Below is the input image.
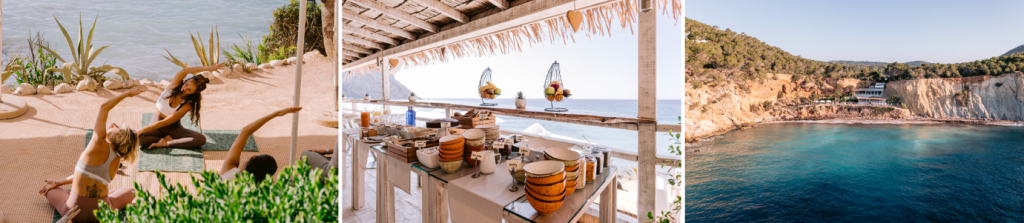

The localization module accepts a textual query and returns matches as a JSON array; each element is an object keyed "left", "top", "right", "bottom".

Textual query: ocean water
[
  {"left": 686, "top": 123, "right": 1024, "bottom": 222},
  {"left": 375, "top": 98, "right": 681, "bottom": 156},
  {"left": 2, "top": 0, "right": 284, "bottom": 85}
]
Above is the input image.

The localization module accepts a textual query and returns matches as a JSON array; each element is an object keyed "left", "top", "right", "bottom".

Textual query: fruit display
[
  {"left": 543, "top": 80, "right": 571, "bottom": 102},
  {"left": 479, "top": 81, "right": 501, "bottom": 99}
]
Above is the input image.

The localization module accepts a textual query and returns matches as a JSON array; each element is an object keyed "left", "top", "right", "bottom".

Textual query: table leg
[
  {"left": 599, "top": 176, "right": 618, "bottom": 223},
  {"left": 375, "top": 150, "right": 395, "bottom": 223},
  {"left": 352, "top": 140, "right": 365, "bottom": 210},
  {"left": 436, "top": 179, "right": 449, "bottom": 223}
]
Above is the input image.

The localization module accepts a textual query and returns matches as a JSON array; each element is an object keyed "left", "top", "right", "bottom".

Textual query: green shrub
[
  {"left": 267, "top": 45, "right": 297, "bottom": 62},
  {"left": 11, "top": 32, "right": 64, "bottom": 87},
  {"left": 262, "top": 0, "right": 324, "bottom": 59},
  {"left": 96, "top": 159, "right": 338, "bottom": 222},
  {"left": 225, "top": 33, "right": 265, "bottom": 64}
]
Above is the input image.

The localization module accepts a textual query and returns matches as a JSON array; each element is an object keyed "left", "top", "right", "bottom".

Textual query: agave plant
[
  {"left": 37, "top": 14, "right": 130, "bottom": 84},
  {"left": 164, "top": 25, "right": 220, "bottom": 68}
]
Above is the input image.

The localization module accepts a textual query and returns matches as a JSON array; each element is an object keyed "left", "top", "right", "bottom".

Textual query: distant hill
[
  {"left": 1003, "top": 44, "right": 1024, "bottom": 56},
  {"left": 830, "top": 60, "right": 931, "bottom": 67},
  {"left": 342, "top": 70, "right": 414, "bottom": 100},
  {"left": 686, "top": 17, "right": 1024, "bottom": 82}
]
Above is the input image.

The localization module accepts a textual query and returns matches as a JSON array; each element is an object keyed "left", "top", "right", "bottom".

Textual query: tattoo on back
[{"left": 86, "top": 184, "right": 100, "bottom": 197}]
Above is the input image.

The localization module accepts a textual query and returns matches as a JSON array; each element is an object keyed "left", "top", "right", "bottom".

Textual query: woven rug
[
  {"left": 141, "top": 113, "right": 258, "bottom": 152},
  {"left": 85, "top": 129, "right": 204, "bottom": 172}
]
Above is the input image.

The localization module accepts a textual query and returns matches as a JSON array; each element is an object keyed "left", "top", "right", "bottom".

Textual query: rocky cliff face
[{"left": 886, "top": 72, "right": 1024, "bottom": 120}]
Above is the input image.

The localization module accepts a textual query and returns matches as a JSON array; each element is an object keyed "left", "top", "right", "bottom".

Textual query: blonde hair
[{"left": 110, "top": 125, "right": 139, "bottom": 164}]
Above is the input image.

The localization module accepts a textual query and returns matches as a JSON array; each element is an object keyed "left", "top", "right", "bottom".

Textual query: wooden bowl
[
  {"left": 526, "top": 189, "right": 565, "bottom": 215},
  {"left": 439, "top": 151, "right": 463, "bottom": 160},
  {"left": 564, "top": 170, "right": 578, "bottom": 180},
  {"left": 525, "top": 184, "right": 565, "bottom": 202},
  {"left": 524, "top": 161, "right": 565, "bottom": 178},
  {"left": 526, "top": 180, "right": 566, "bottom": 197},
  {"left": 564, "top": 180, "right": 577, "bottom": 197},
  {"left": 439, "top": 157, "right": 462, "bottom": 162},
  {"left": 440, "top": 160, "right": 462, "bottom": 173},
  {"left": 440, "top": 141, "right": 465, "bottom": 151},
  {"left": 564, "top": 164, "right": 579, "bottom": 172}
]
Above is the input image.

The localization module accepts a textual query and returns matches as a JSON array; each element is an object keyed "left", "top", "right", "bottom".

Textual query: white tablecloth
[
  {"left": 387, "top": 155, "right": 412, "bottom": 193},
  {"left": 447, "top": 162, "right": 524, "bottom": 223}
]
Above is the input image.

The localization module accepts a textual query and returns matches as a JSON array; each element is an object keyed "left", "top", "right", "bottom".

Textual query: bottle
[{"left": 406, "top": 106, "right": 416, "bottom": 126}]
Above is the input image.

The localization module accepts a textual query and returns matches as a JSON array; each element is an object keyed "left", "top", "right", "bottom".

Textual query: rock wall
[
  {"left": 885, "top": 72, "right": 1024, "bottom": 120},
  {"left": 685, "top": 72, "right": 864, "bottom": 142}
]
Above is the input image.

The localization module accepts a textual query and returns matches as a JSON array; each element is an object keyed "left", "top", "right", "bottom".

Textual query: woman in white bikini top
[{"left": 138, "top": 65, "right": 223, "bottom": 149}]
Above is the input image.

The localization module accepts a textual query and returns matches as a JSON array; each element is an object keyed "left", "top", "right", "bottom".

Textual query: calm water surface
[{"left": 686, "top": 123, "right": 1024, "bottom": 222}]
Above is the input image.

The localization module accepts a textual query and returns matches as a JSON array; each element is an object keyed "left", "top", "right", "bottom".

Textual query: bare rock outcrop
[{"left": 886, "top": 72, "right": 1024, "bottom": 121}]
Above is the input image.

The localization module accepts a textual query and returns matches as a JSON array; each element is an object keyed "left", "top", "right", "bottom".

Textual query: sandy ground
[{"left": 0, "top": 52, "right": 338, "bottom": 222}]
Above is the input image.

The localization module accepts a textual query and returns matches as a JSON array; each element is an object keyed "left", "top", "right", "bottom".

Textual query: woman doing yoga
[
  {"left": 139, "top": 65, "right": 222, "bottom": 149},
  {"left": 40, "top": 89, "right": 144, "bottom": 223},
  {"left": 219, "top": 107, "right": 303, "bottom": 183}
]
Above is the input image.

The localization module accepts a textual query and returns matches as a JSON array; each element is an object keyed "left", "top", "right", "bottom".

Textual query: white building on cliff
[{"left": 854, "top": 83, "right": 887, "bottom": 105}]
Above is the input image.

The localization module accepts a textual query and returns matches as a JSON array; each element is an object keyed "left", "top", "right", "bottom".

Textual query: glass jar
[{"left": 585, "top": 155, "right": 596, "bottom": 183}]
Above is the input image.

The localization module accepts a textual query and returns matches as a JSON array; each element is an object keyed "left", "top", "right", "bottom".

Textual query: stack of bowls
[
  {"left": 463, "top": 129, "right": 487, "bottom": 167},
  {"left": 524, "top": 161, "right": 566, "bottom": 215},
  {"left": 439, "top": 135, "right": 465, "bottom": 173},
  {"left": 543, "top": 147, "right": 581, "bottom": 197},
  {"left": 476, "top": 125, "right": 500, "bottom": 141}
]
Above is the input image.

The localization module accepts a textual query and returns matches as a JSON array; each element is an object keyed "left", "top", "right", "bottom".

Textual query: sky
[
  {"left": 392, "top": 13, "right": 682, "bottom": 100},
  {"left": 685, "top": 0, "right": 1024, "bottom": 64}
]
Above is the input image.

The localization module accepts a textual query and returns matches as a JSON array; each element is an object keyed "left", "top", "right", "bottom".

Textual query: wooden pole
[
  {"left": 381, "top": 57, "right": 391, "bottom": 114},
  {"left": 636, "top": 0, "right": 658, "bottom": 219},
  {"left": 290, "top": 0, "right": 308, "bottom": 163}
]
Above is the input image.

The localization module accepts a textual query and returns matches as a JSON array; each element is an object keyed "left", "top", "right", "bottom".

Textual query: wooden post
[
  {"left": 352, "top": 141, "right": 365, "bottom": 210},
  {"left": 636, "top": 0, "right": 658, "bottom": 220},
  {"left": 290, "top": 0, "right": 307, "bottom": 163},
  {"left": 381, "top": 57, "right": 390, "bottom": 112},
  {"left": 600, "top": 176, "right": 618, "bottom": 223},
  {"left": 375, "top": 150, "right": 395, "bottom": 223}
]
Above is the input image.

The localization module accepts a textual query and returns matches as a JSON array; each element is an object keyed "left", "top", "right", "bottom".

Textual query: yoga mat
[
  {"left": 141, "top": 113, "right": 258, "bottom": 151},
  {"left": 85, "top": 129, "right": 204, "bottom": 173}
]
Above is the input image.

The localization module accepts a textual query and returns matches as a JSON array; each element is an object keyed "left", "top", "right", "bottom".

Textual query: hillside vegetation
[{"left": 686, "top": 18, "right": 1024, "bottom": 87}]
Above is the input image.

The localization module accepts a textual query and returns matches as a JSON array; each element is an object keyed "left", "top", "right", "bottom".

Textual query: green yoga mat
[
  {"left": 85, "top": 129, "right": 204, "bottom": 173},
  {"left": 141, "top": 113, "right": 258, "bottom": 152}
]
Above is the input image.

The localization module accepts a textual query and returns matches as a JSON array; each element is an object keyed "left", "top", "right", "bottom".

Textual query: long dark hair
[{"left": 166, "top": 75, "right": 209, "bottom": 127}]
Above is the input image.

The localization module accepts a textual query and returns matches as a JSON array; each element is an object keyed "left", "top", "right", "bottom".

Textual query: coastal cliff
[
  {"left": 886, "top": 72, "right": 1024, "bottom": 120},
  {"left": 685, "top": 71, "right": 862, "bottom": 142}
]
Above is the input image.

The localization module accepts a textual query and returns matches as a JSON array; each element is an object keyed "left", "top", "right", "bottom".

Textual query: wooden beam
[
  {"left": 343, "top": 8, "right": 416, "bottom": 40},
  {"left": 636, "top": 4, "right": 658, "bottom": 221},
  {"left": 407, "top": 0, "right": 469, "bottom": 23},
  {"left": 342, "top": 34, "right": 383, "bottom": 49},
  {"left": 343, "top": 55, "right": 357, "bottom": 61},
  {"left": 347, "top": 0, "right": 438, "bottom": 33},
  {"left": 343, "top": 50, "right": 361, "bottom": 57},
  {"left": 488, "top": 0, "right": 508, "bottom": 9},
  {"left": 342, "top": 23, "right": 399, "bottom": 45},
  {"left": 343, "top": 42, "right": 374, "bottom": 54},
  {"left": 342, "top": 0, "right": 619, "bottom": 71}
]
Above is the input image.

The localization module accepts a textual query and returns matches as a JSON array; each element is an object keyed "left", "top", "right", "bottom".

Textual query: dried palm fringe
[{"left": 347, "top": 0, "right": 680, "bottom": 73}]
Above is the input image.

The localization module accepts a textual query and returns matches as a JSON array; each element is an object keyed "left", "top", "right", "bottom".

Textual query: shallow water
[
  {"left": 686, "top": 123, "right": 1024, "bottom": 222},
  {"left": 2, "top": 0, "right": 284, "bottom": 84}
]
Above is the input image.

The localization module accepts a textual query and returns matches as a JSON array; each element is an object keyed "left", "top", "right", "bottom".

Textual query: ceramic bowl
[
  {"left": 564, "top": 180, "right": 577, "bottom": 197},
  {"left": 440, "top": 160, "right": 462, "bottom": 173},
  {"left": 526, "top": 171, "right": 565, "bottom": 186},
  {"left": 564, "top": 164, "right": 579, "bottom": 172},
  {"left": 416, "top": 150, "right": 440, "bottom": 169},
  {"left": 466, "top": 138, "right": 486, "bottom": 147},
  {"left": 524, "top": 161, "right": 565, "bottom": 178},
  {"left": 544, "top": 147, "right": 580, "bottom": 166},
  {"left": 525, "top": 179, "right": 566, "bottom": 196},
  {"left": 440, "top": 135, "right": 465, "bottom": 145},
  {"left": 526, "top": 190, "right": 565, "bottom": 215},
  {"left": 475, "top": 125, "right": 500, "bottom": 140},
  {"left": 513, "top": 169, "right": 527, "bottom": 184},
  {"left": 564, "top": 170, "right": 578, "bottom": 180},
  {"left": 463, "top": 129, "right": 485, "bottom": 140},
  {"left": 439, "top": 151, "right": 463, "bottom": 160},
  {"left": 525, "top": 184, "right": 566, "bottom": 201}
]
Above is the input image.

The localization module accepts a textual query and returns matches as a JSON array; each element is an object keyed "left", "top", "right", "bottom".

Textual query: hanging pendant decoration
[
  {"left": 566, "top": 10, "right": 583, "bottom": 32},
  {"left": 389, "top": 59, "right": 400, "bottom": 69}
]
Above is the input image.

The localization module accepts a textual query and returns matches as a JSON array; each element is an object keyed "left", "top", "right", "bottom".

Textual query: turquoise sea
[{"left": 686, "top": 123, "right": 1024, "bottom": 222}]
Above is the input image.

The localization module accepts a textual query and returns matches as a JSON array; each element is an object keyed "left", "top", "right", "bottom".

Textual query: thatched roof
[{"left": 341, "top": 0, "right": 680, "bottom": 75}]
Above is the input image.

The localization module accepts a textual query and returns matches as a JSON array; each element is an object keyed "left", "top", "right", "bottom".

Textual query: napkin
[
  {"left": 387, "top": 155, "right": 412, "bottom": 193},
  {"left": 447, "top": 162, "right": 524, "bottom": 223}
]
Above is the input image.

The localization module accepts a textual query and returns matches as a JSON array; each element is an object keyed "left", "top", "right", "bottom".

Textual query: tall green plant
[
  {"left": 225, "top": 33, "right": 265, "bottom": 64},
  {"left": 164, "top": 25, "right": 221, "bottom": 68},
  {"left": 14, "top": 32, "right": 64, "bottom": 87},
  {"left": 96, "top": 159, "right": 338, "bottom": 222},
  {"left": 1, "top": 60, "right": 25, "bottom": 103},
  {"left": 37, "top": 14, "right": 130, "bottom": 83}
]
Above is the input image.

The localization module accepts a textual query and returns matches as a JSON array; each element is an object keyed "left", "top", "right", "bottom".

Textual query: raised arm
[
  {"left": 93, "top": 89, "right": 145, "bottom": 141},
  {"left": 170, "top": 64, "right": 224, "bottom": 87},
  {"left": 220, "top": 107, "right": 302, "bottom": 175},
  {"left": 140, "top": 104, "right": 192, "bottom": 134}
]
